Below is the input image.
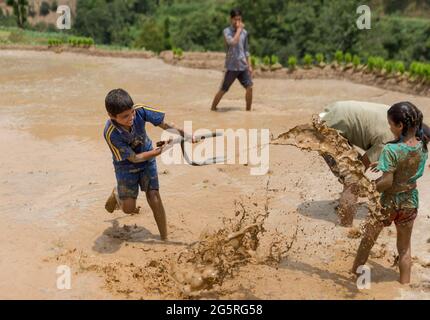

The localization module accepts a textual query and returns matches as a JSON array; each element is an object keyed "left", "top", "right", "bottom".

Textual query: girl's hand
[{"left": 369, "top": 162, "right": 380, "bottom": 173}]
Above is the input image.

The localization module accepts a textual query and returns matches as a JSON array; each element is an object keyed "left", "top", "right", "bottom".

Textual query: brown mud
[
  {"left": 271, "top": 116, "right": 382, "bottom": 230},
  {"left": 1, "top": 50, "right": 430, "bottom": 299}
]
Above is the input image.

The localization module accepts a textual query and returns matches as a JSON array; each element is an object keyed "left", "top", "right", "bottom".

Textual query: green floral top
[{"left": 377, "top": 141, "right": 428, "bottom": 210}]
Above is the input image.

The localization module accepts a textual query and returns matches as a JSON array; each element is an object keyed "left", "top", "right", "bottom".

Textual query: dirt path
[{"left": 1, "top": 50, "right": 430, "bottom": 299}]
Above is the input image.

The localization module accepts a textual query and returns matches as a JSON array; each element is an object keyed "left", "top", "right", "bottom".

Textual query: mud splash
[
  {"left": 169, "top": 183, "right": 286, "bottom": 297},
  {"left": 271, "top": 116, "right": 382, "bottom": 224},
  {"left": 51, "top": 181, "right": 287, "bottom": 299}
]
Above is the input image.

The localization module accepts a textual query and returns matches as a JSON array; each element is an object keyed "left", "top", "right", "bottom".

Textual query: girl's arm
[{"left": 375, "top": 172, "right": 394, "bottom": 192}]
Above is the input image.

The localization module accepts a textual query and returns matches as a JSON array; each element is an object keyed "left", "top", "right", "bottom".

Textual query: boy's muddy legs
[
  {"left": 246, "top": 86, "right": 253, "bottom": 111},
  {"left": 396, "top": 221, "right": 414, "bottom": 284},
  {"left": 211, "top": 90, "right": 226, "bottom": 111},
  {"left": 146, "top": 190, "right": 168, "bottom": 241},
  {"left": 352, "top": 219, "right": 384, "bottom": 273},
  {"left": 337, "top": 184, "right": 359, "bottom": 227},
  {"left": 121, "top": 198, "right": 141, "bottom": 215}
]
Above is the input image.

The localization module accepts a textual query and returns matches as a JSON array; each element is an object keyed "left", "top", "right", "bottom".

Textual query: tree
[
  {"left": 134, "top": 17, "right": 165, "bottom": 52},
  {"left": 39, "top": 1, "right": 50, "bottom": 16},
  {"left": 6, "top": 0, "right": 28, "bottom": 28},
  {"left": 51, "top": 0, "right": 58, "bottom": 12}
]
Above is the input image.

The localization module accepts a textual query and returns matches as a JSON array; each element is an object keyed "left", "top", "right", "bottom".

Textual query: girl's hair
[{"left": 387, "top": 101, "right": 428, "bottom": 152}]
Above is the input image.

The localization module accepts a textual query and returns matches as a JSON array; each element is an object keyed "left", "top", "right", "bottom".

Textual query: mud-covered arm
[
  {"left": 127, "top": 148, "right": 163, "bottom": 163},
  {"left": 158, "top": 121, "right": 194, "bottom": 141},
  {"left": 374, "top": 145, "right": 397, "bottom": 192},
  {"left": 375, "top": 172, "right": 394, "bottom": 192}
]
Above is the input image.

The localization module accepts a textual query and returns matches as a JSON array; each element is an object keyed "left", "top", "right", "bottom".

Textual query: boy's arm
[
  {"left": 224, "top": 22, "right": 243, "bottom": 46},
  {"left": 127, "top": 147, "right": 164, "bottom": 163},
  {"left": 158, "top": 121, "right": 195, "bottom": 142},
  {"left": 245, "top": 32, "right": 252, "bottom": 74}
]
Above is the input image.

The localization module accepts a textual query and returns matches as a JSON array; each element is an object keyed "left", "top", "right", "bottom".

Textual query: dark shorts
[
  {"left": 115, "top": 161, "right": 159, "bottom": 200},
  {"left": 221, "top": 70, "right": 253, "bottom": 92},
  {"left": 381, "top": 208, "right": 418, "bottom": 227}
]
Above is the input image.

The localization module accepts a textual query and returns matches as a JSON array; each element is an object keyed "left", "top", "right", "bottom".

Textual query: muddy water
[{"left": 1, "top": 50, "right": 430, "bottom": 299}]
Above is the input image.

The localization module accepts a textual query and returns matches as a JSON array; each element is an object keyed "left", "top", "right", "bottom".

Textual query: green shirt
[
  {"left": 377, "top": 142, "right": 428, "bottom": 210},
  {"left": 321, "top": 101, "right": 394, "bottom": 162}
]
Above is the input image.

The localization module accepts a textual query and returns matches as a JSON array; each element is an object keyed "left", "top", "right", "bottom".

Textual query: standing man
[{"left": 211, "top": 8, "right": 253, "bottom": 112}]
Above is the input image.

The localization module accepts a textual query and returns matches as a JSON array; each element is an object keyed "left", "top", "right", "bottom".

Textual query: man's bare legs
[
  {"left": 246, "top": 86, "right": 253, "bottom": 111},
  {"left": 352, "top": 218, "right": 384, "bottom": 273},
  {"left": 396, "top": 221, "right": 414, "bottom": 284},
  {"left": 338, "top": 184, "right": 359, "bottom": 227},
  {"left": 211, "top": 90, "right": 226, "bottom": 111},
  {"left": 211, "top": 86, "right": 253, "bottom": 111},
  {"left": 146, "top": 190, "right": 168, "bottom": 241}
]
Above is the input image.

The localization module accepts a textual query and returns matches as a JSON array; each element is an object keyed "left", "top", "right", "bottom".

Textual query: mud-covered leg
[
  {"left": 352, "top": 219, "right": 384, "bottom": 273},
  {"left": 338, "top": 184, "right": 359, "bottom": 227},
  {"left": 146, "top": 190, "right": 168, "bottom": 241}
]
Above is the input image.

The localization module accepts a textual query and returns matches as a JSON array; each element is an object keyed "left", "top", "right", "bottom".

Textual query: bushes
[
  {"left": 335, "top": 50, "right": 344, "bottom": 64},
  {"left": 394, "top": 61, "right": 405, "bottom": 74},
  {"left": 367, "top": 56, "right": 385, "bottom": 72},
  {"left": 352, "top": 55, "right": 361, "bottom": 68},
  {"left": 48, "top": 38, "right": 63, "bottom": 47},
  {"left": 271, "top": 55, "right": 279, "bottom": 65},
  {"left": 288, "top": 56, "right": 297, "bottom": 70},
  {"left": 303, "top": 54, "right": 314, "bottom": 67},
  {"left": 172, "top": 47, "right": 183, "bottom": 59},
  {"left": 409, "top": 61, "right": 430, "bottom": 81},
  {"left": 315, "top": 53, "right": 324, "bottom": 64},
  {"left": 344, "top": 52, "right": 352, "bottom": 64},
  {"left": 250, "top": 55, "right": 259, "bottom": 68},
  {"left": 7, "top": 29, "right": 24, "bottom": 43},
  {"left": 68, "top": 36, "right": 94, "bottom": 48},
  {"left": 243, "top": 50, "right": 430, "bottom": 83}
]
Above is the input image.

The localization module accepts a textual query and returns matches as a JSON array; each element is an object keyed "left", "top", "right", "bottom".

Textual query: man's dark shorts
[
  {"left": 221, "top": 69, "right": 253, "bottom": 92},
  {"left": 115, "top": 160, "right": 159, "bottom": 200}
]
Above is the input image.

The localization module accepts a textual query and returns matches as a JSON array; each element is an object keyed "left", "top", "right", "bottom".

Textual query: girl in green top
[{"left": 353, "top": 102, "right": 429, "bottom": 284}]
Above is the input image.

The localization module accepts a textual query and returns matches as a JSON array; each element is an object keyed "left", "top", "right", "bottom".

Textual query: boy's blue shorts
[{"left": 114, "top": 160, "right": 159, "bottom": 200}]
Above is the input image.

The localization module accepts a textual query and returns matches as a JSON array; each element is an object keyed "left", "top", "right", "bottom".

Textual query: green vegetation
[
  {"left": 39, "top": 1, "right": 50, "bottom": 16},
  {"left": 315, "top": 53, "right": 324, "bottom": 64},
  {"left": 1, "top": 0, "right": 430, "bottom": 84},
  {"left": 288, "top": 56, "right": 297, "bottom": 70},
  {"left": 68, "top": 36, "right": 94, "bottom": 48},
  {"left": 352, "top": 55, "right": 361, "bottom": 68},
  {"left": 6, "top": 0, "right": 28, "bottom": 28},
  {"left": 303, "top": 54, "right": 314, "bottom": 67},
  {"left": 172, "top": 47, "right": 183, "bottom": 58},
  {"left": 47, "top": 38, "right": 63, "bottom": 47},
  {"left": 344, "top": 52, "right": 352, "bottom": 64},
  {"left": 335, "top": 51, "right": 344, "bottom": 64}
]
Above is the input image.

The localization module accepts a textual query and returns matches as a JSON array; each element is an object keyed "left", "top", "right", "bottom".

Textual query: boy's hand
[
  {"left": 248, "top": 65, "right": 253, "bottom": 76},
  {"left": 236, "top": 21, "right": 244, "bottom": 31}
]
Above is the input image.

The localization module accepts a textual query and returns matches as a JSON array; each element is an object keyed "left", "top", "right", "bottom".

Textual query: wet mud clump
[
  {"left": 271, "top": 116, "right": 382, "bottom": 223},
  {"left": 170, "top": 182, "right": 287, "bottom": 297},
  {"left": 51, "top": 184, "right": 287, "bottom": 299}
]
